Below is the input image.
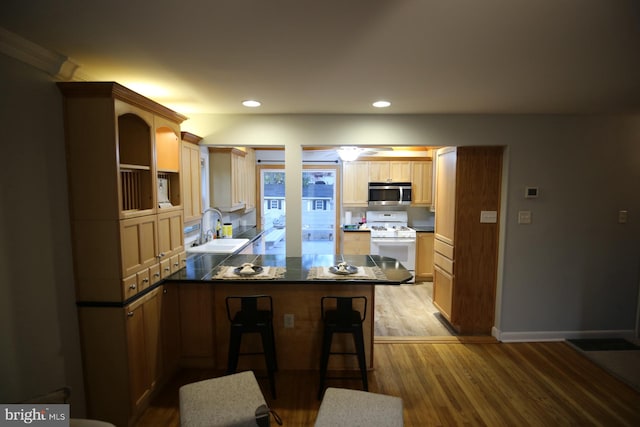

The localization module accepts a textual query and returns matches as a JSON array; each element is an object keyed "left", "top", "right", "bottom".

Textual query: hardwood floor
[
  {"left": 136, "top": 341, "right": 640, "bottom": 426},
  {"left": 375, "top": 282, "right": 454, "bottom": 337}
]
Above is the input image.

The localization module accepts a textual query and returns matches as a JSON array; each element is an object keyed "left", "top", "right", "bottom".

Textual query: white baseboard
[{"left": 492, "top": 327, "right": 636, "bottom": 343}]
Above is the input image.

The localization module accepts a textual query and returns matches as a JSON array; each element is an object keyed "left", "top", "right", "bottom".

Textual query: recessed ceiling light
[
  {"left": 242, "top": 100, "right": 261, "bottom": 107},
  {"left": 372, "top": 100, "right": 391, "bottom": 108}
]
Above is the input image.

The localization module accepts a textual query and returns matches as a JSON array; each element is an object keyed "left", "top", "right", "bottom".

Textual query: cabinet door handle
[
  {"left": 158, "top": 252, "right": 166, "bottom": 259},
  {"left": 127, "top": 311, "right": 134, "bottom": 317},
  {"left": 143, "top": 278, "right": 149, "bottom": 283},
  {"left": 173, "top": 262, "right": 179, "bottom": 267},
  {"left": 154, "top": 272, "right": 161, "bottom": 278},
  {"left": 164, "top": 267, "right": 171, "bottom": 272},
  {"left": 163, "top": 288, "right": 168, "bottom": 294},
  {"left": 129, "top": 283, "right": 137, "bottom": 290}
]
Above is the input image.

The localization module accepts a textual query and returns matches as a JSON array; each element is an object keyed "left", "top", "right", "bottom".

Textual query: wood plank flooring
[
  {"left": 375, "top": 282, "right": 454, "bottom": 337},
  {"left": 136, "top": 341, "right": 640, "bottom": 426}
]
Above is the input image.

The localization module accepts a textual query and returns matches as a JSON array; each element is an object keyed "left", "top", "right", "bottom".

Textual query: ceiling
[{"left": 2, "top": 0, "right": 639, "bottom": 115}]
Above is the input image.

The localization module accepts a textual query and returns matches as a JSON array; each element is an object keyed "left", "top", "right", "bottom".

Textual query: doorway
[
  {"left": 259, "top": 166, "right": 286, "bottom": 254},
  {"left": 301, "top": 166, "right": 339, "bottom": 255}
]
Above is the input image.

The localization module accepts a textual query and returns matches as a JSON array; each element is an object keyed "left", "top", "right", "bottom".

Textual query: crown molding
[{"left": 0, "top": 26, "right": 85, "bottom": 80}]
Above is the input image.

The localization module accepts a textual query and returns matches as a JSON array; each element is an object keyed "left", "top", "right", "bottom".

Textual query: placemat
[
  {"left": 307, "top": 266, "right": 386, "bottom": 280},
  {"left": 212, "top": 266, "right": 286, "bottom": 280}
]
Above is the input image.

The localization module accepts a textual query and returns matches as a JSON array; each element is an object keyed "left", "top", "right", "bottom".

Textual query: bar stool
[
  {"left": 318, "top": 296, "right": 368, "bottom": 400},
  {"left": 226, "top": 295, "right": 278, "bottom": 399}
]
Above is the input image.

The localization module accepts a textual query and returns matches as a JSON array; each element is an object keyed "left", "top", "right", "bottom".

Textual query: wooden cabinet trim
[
  {"left": 57, "top": 81, "right": 187, "bottom": 124},
  {"left": 180, "top": 131, "right": 202, "bottom": 145}
]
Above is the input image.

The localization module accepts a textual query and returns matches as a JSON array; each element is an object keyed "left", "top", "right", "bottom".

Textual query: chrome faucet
[{"left": 200, "top": 207, "right": 223, "bottom": 244}]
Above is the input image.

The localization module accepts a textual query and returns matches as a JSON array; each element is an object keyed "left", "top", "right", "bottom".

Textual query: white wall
[
  {"left": 184, "top": 113, "right": 640, "bottom": 339},
  {"left": 0, "top": 54, "right": 85, "bottom": 412}
]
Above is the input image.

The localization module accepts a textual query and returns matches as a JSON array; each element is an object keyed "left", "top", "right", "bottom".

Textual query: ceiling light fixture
[
  {"left": 336, "top": 146, "right": 362, "bottom": 162},
  {"left": 372, "top": 100, "right": 391, "bottom": 108},
  {"left": 242, "top": 100, "right": 261, "bottom": 107}
]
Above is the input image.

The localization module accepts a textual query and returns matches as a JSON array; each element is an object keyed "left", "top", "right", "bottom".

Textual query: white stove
[
  {"left": 366, "top": 211, "right": 416, "bottom": 275},
  {"left": 366, "top": 211, "right": 416, "bottom": 239},
  {"left": 369, "top": 225, "right": 416, "bottom": 239}
]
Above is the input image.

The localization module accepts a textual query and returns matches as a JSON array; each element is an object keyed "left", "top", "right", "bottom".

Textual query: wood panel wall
[{"left": 454, "top": 146, "right": 503, "bottom": 334}]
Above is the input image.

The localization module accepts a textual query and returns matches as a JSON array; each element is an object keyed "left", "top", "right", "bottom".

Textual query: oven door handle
[{"left": 371, "top": 238, "right": 416, "bottom": 244}]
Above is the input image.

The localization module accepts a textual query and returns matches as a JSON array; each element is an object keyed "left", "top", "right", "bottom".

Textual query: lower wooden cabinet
[
  {"left": 78, "top": 285, "right": 175, "bottom": 427},
  {"left": 433, "top": 265, "right": 453, "bottom": 321},
  {"left": 342, "top": 230, "right": 371, "bottom": 255},
  {"left": 126, "top": 287, "right": 162, "bottom": 411},
  {"left": 415, "top": 232, "right": 434, "bottom": 281}
]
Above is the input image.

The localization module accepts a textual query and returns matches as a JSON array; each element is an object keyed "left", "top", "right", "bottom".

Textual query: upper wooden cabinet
[
  {"left": 342, "top": 159, "right": 432, "bottom": 207},
  {"left": 411, "top": 160, "right": 433, "bottom": 206},
  {"left": 342, "top": 161, "right": 369, "bottom": 206},
  {"left": 58, "top": 82, "right": 187, "bottom": 220},
  {"left": 368, "top": 161, "right": 411, "bottom": 182},
  {"left": 209, "top": 147, "right": 255, "bottom": 212},
  {"left": 181, "top": 132, "right": 203, "bottom": 223},
  {"left": 58, "top": 82, "right": 187, "bottom": 302}
]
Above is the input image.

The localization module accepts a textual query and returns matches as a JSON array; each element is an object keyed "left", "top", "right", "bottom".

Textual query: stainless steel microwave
[{"left": 368, "top": 182, "right": 412, "bottom": 206}]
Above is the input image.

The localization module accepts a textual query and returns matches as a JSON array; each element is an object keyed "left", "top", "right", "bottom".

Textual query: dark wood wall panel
[{"left": 454, "top": 146, "right": 503, "bottom": 334}]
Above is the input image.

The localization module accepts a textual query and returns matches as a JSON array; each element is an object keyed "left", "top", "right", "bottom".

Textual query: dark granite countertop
[
  {"left": 342, "top": 226, "right": 371, "bottom": 232},
  {"left": 412, "top": 226, "right": 435, "bottom": 232},
  {"left": 166, "top": 253, "right": 411, "bottom": 284}
]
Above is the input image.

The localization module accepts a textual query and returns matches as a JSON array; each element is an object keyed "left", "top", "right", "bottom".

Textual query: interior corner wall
[
  {"left": 0, "top": 53, "right": 85, "bottom": 414},
  {"left": 184, "top": 113, "right": 640, "bottom": 338}
]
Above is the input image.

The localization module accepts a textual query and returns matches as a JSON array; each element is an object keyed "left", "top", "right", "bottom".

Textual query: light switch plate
[
  {"left": 518, "top": 210, "right": 532, "bottom": 224},
  {"left": 284, "top": 314, "right": 294, "bottom": 328},
  {"left": 480, "top": 210, "right": 497, "bottom": 223},
  {"left": 618, "top": 210, "right": 628, "bottom": 224}
]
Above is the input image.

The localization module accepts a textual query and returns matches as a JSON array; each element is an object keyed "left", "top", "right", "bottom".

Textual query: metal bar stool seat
[
  {"left": 226, "top": 295, "right": 278, "bottom": 399},
  {"left": 318, "top": 296, "right": 368, "bottom": 400}
]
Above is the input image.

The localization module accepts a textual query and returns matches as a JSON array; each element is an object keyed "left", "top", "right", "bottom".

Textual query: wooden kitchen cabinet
[
  {"left": 58, "top": 82, "right": 187, "bottom": 426},
  {"left": 126, "top": 287, "right": 162, "bottom": 412},
  {"left": 157, "top": 210, "right": 184, "bottom": 259},
  {"left": 342, "top": 161, "right": 369, "bottom": 206},
  {"left": 367, "top": 161, "right": 390, "bottom": 182},
  {"left": 77, "top": 286, "right": 164, "bottom": 427},
  {"left": 181, "top": 132, "right": 203, "bottom": 223},
  {"left": 415, "top": 232, "right": 434, "bottom": 280},
  {"left": 432, "top": 146, "right": 502, "bottom": 335},
  {"left": 342, "top": 230, "right": 371, "bottom": 255},
  {"left": 411, "top": 160, "right": 433, "bottom": 206},
  {"left": 368, "top": 160, "right": 411, "bottom": 182},
  {"left": 120, "top": 215, "right": 159, "bottom": 280},
  {"left": 59, "top": 82, "right": 187, "bottom": 301},
  {"left": 209, "top": 147, "right": 255, "bottom": 212}
]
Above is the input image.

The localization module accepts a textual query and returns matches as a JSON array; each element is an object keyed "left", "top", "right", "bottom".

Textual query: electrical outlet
[
  {"left": 618, "top": 210, "right": 628, "bottom": 224},
  {"left": 284, "top": 314, "right": 294, "bottom": 328}
]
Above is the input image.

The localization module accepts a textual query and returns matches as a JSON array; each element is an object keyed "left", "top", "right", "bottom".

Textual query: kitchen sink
[{"left": 186, "top": 238, "right": 250, "bottom": 254}]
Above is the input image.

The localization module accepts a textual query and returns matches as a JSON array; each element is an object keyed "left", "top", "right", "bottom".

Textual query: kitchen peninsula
[{"left": 164, "top": 253, "right": 412, "bottom": 372}]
